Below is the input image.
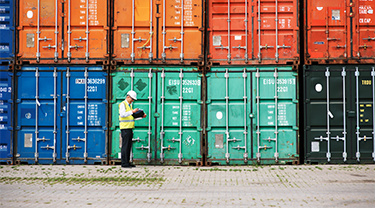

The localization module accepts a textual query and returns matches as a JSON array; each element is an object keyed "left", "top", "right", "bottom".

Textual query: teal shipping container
[
  {"left": 110, "top": 66, "right": 203, "bottom": 165},
  {"left": 304, "top": 65, "right": 374, "bottom": 164},
  {"left": 206, "top": 66, "right": 299, "bottom": 165}
]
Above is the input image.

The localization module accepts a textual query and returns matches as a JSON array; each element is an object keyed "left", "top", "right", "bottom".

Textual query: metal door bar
[
  {"left": 84, "top": 67, "right": 88, "bottom": 162},
  {"left": 178, "top": 68, "right": 183, "bottom": 162},
  {"left": 52, "top": 68, "right": 57, "bottom": 162},
  {"left": 65, "top": 68, "right": 70, "bottom": 162},
  {"left": 331, "top": 67, "right": 347, "bottom": 162},
  {"left": 34, "top": 67, "right": 40, "bottom": 162},
  {"left": 243, "top": 68, "right": 248, "bottom": 162}
]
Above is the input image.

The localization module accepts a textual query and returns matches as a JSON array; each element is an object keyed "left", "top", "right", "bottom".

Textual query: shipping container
[
  {"left": 0, "top": 68, "right": 14, "bottom": 164},
  {"left": 304, "top": 65, "right": 375, "bottom": 164},
  {"left": 206, "top": 66, "right": 299, "bottom": 165},
  {"left": 110, "top": 66, "right": 203, "bottom": 165},
  {"left": 305, "top": 0, "right": 375, "bottom": 64},
  {"left": 0, "top": 0, "right": 15, "bottom": 63},
  {"left": 16, "top": 0, "right": 109, "bottom": 65},
  {"left": 15, "top": 66, "right": 108, "bottom": 165},
  {"left": 206, "top": 0, "right": 299, "bottom": 66},
  {"left": 111, "top": 0, "right": 204, "bottom": 65}
]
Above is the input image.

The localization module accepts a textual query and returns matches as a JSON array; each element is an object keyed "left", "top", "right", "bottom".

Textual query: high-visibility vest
[{"left": 119, "top": 101, "right": 134, "bottom": 129}]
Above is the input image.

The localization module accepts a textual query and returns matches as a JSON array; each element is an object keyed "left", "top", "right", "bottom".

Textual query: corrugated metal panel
[
  {"left": 0, "top": 0, "right": 15, "bottom": 62},
  {"left": 110, "top": 66, "right": 203, "bottom": 165},
  {"left": 304, "top": 65, "right": 374, "bottom": 164},
  {"left": 15, "top": 66, "right": 107, "bottom": 164},
  {"left": 16, "top": 0, "right": 109, "bottom": 65},
  {"left": 0, "top": 68, "right": 13, "bottom": 164},
  {"left": 207, "top": 0, "right": 299, "bottom": 66},
  {"left": 112, "top": 0, "right": 204, "bottom": 65},
  {"left": 206, "top": 66, "right": 298, "bottom": 165},
  {"left": 305, "top": 0, "right": 375, "bottom": 64}
]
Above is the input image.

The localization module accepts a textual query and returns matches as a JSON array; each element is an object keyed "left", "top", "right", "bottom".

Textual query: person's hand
[
  {"left": 132, "top": 108, "right": 139, "bottom": 113},
  {"left": 143, "top": 114, "right": 147, "bottom": 118}
]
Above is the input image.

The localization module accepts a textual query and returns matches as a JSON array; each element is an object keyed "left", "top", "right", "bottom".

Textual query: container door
[
  {"left": 208, "top": 0, "right": 252, "bottom": 64},
  {"left": 112, "top": 0, "right": 156, "bottom": 63},
  {"left": 351, "top": 67, "right": 374, "bottom": 162},
  {"left": 306, "top": 1, "right": 348, "bottom": 61},
  {"left": 0, "top": 0, "right": 15, "bottom": 61},
  {"left": 159, "top": 0, "right": 203, "bottom": 64},
  {"left": 252, "top": 69, "right": 297, "bottom": 163},
  {"left": 206, "top": 69, "right": 251, "bottom": 164},
  {"left": 157, "top": 69, "right": 202, "bottom": 164},
  {"left": 0, "top": 70, "right": 13, "bottom": 162},
  {"left": 16, "top": 68, "right": 61, "bottom": 164},
  {"left": 18, "top": 0, "right": 62, "bottom": 62},
  {"left": 254, "top": 0, "right": 298, "bottom": 63},
  {"left": 111, "top": 69, "right": 156, "bottom": 163},
  {"left": 304, "top": 67, "right": 348, "bottom": 163},
  {"left": 62, "top": 68, "right": 107, "bottom": 164},
  {"left": 354, "top": 1, "right": 375, "bottom": 60},
  {"left": 64, "top": 0, "right": 108, "bottom": 62}
]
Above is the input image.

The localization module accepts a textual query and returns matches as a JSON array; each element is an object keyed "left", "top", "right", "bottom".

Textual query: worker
[{"left": 119, "top": 90, "right": 147, "bottom": 168}]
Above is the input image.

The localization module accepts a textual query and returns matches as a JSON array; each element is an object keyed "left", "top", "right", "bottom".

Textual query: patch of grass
[
  {"left": 0, "top": 176, "right": 165, "bottom": 186},
  {"left": 315, "top": 166, "right": 323, "bottom": 170}
]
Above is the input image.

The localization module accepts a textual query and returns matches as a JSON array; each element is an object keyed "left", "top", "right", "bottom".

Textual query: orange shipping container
[
  {"left": 17, "top": 0, "right": 109, "bottom": 65},
  {"left": 305, "top": 0, "right": 375, "bottom": 64},
  {"left": 207, "top": 0, "right": 299, "bottom": 66},
  {"left": 111, "top": 0, "right": 204, "bottom": 65}
]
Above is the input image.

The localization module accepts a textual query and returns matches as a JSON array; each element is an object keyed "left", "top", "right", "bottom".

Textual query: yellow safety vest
[{"left": 119, "top": 101, "right": 135, "bottom": 129}]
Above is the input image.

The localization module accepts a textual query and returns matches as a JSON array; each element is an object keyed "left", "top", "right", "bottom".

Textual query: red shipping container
[
  {"left": 17, "top": 0, "right": 109, "bottom": 65},
  {"left": 305, "top": 0, "right": 375, "bottom": 64},
  {"left": 207, "top": 0, "right": 299, "bottom": 66},
  {"left": 111, "top": 0, "right": 204, "bottom": 66}
]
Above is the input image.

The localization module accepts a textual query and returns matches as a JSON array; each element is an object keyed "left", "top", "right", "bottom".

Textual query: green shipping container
[
  {"left": 304, "top": 65, "right": 374, "bottom": 164},
  {"left": 206, "top": 66, "right": 299, "bottom": 165},
  {"left": 110, "top": 66, "right": 203, "bottom": 165}
]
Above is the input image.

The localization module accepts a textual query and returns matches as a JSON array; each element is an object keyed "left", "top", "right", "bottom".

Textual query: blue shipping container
[
  {"left": 0, "top": 0, "right": 15, "bottom": 62},
  {"left": 16, "top": 66, "right": 107, "bottom": 165},
  {"left": 0, "top": 68, "right": 13, "bottom": 164}
]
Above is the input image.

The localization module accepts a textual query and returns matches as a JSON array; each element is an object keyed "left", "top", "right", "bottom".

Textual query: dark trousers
[{"left": 121, "top": 129, "right": 133, "bottom": 166}]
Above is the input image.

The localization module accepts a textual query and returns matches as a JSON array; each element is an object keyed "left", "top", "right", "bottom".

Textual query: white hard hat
[{"left": 127, "top": 90, "right": 137, "bottom": 100}]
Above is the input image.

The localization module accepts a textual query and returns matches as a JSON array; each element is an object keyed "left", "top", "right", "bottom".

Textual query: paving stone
[{"left": 0, "top": 164, "right": 374, "bottom": 207}]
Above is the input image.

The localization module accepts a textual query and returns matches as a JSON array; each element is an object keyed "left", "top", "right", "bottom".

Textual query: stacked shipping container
[
  {"left": 14, "top": 0, "right": 109, "bottom": 164},
  {"left": 6, "top": 0, "right": 374, "bottom": 165},
  {"left": 0, "top": 0, "right": 15, "bottom": 164},
  {"left": 303, "top": 0, "right": 375, "bottom": 164}
]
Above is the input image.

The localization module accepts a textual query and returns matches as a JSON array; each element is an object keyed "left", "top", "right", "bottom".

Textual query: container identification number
[
  {"left": 87, "top": 86, "right": 98, "bottom": 92},
  {"left": 169, "top": 79, "right": 201, "bottom": 86},
  {"left": 362, "top": 80, "right": 371, "bottom": 85},
  {"left": 0, "top": 87, "right": 11, "bottom": 93}
]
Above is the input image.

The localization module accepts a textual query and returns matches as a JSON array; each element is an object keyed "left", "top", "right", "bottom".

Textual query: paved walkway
[{"left": 1, "top": 164, "right": 375, "bottom": 207}]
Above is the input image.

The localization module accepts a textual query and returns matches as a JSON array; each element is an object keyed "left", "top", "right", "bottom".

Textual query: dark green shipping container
[{"left": 304, "top": 65, "right": 375, "bottom": 164}]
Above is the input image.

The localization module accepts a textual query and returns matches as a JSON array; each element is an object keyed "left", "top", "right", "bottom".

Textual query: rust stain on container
[
  {"left": 207, "top": 0, "right": 300, "bottom": 66},
  {"left": 305, "top": 0, "right": 375, "bottom": 65},
  {"left": 112, "top": 0, "right": 204, "bottom": 65},
  {"left": 17, "top": 0, "right": 109, "bottom": 65}
]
